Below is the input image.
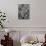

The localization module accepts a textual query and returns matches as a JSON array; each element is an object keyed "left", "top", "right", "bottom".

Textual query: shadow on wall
[{"left": 13, "top": 40, "right": 21, "bottom": 46}]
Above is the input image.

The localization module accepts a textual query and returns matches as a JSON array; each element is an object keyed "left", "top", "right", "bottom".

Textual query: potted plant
[{"left": 0, "top": 10, "right": 6, "bottom": 28}]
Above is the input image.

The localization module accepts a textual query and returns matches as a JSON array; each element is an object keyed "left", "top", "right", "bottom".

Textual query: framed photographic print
[{"left": 5, "top": 0, "right": 32, "bottom": 27}]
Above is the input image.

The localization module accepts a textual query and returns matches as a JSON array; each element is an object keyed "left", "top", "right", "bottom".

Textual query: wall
[{"left": 0, "top": 0, "right": 46, "bottom": 27}]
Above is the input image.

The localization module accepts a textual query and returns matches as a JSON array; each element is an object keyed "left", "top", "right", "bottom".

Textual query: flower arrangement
[{"left": 0, "top": 10, "right": 6, "bottom": 28}]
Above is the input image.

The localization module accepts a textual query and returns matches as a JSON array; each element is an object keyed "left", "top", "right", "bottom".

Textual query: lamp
[
  {"left": 5, "top": 29, "right": 10, "bottom": 33},
  {"left": 5, "top": 29, "right": 10, "bottom": 37}
]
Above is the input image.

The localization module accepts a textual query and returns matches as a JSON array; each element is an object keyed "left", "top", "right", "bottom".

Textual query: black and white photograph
[{"left": 18, "top": 4, "right": 30, "bottom": 19}]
